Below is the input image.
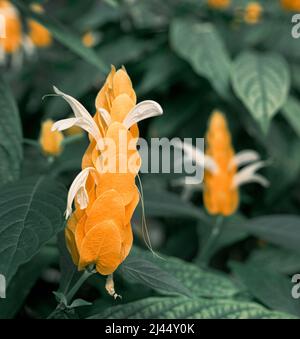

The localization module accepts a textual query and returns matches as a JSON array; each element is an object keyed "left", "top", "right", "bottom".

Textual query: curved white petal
[
  {"left": 233, "top": 161, "right": 269, "bottom": 188},
  {"left": 229, "top": 150, "right": 260, "bottom": 169},
  {"left": 123, "top": 100, "right": 163, "bottom": 129},
  {"left": 173, "top": 140, "right": 218, "bottom": 174},
  {"left": 66, "top": 167, "right": 94, "bottom": 219},
  {"left": 98, "top": 108, "right": 111, "bottom": 126},
  {"left": 53, "top": 87, "right": 101, "bottom": 141},
  {"left": 52, "top": 117, "right": 81, "bottom": 131}
]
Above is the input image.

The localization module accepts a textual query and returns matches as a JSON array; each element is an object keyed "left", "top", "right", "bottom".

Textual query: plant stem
[
  {"left": 65, "top": 269, "right": 94, "bottom": 304},
  {"left": 23, "top": 138, "right": 40, "bottom": 148},
  {"left": 198, "top": 215, "right": 224, "bottom": 267},
  {"left": 47, "top": 268, "right": 95, "bottom": 319}
]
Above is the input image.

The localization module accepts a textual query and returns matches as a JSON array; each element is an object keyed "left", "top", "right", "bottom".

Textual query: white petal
[
  {"left": 22, "top": 35, "right": 35, "bottom": 56},
  {"left": 173, "top": 140, "right": 218, "bottom": 174},
  {"left": 233, "top": 161, "right": 269, "bottom": 188},
  {"left": 52, "top": 118, "right": 81, "bottom": 131},
  {"left": 53, "top": 87, "right": 101, "bottom": 141},
  {"left": 229, "top": 150, "right": 260, "bottom": 169},
  {"left": 123, "top": 100, "right": 163, "bottom": 129},
  {"left": 66, "top": 167, "right": 94, "bottom": 219},
  {"left": 98, "top": 108, "right": 111, "bottom": 126}
]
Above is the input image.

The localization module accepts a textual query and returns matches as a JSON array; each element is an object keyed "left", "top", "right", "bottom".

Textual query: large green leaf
[
  {"left": 120, "top": 252, "right": 192, "bottom": 298},
  {"left": 11, "top": 0, "right": 109, "bottom": 74},
  {"left": 247, "top": 247, "right": 300, "bottom": 275},
  {"left": 122, "top": 247, "right": 240, "bottom": 299},
  {"left": 243, "top": 215, "right": 300, "bottom": 254},
  {"left": 0, "top": 245, "right": 58, "bottom": 319},
  {"left": 0, "top": 176, "right": 66, "bottom": 285},
  {"left": 282, "top": 96, "right": 300, "bottom": 138},
  {"left": 230, "top": 262, "right": 300, "bottom": 317},
  {"left": 0, "top": 76, "right": 23, "bottom": 186},
  {"left": 141, "top": 188, "right": 208, "bottom": 222},
  {"left": 170, "top": 19, "right": 231, "bottom": 98},
  {"left": 89, "top": 297, "right": 295, "bottom": 319},
  {"left": 231, "top": 51, "right": 290, "bottom": 133}
]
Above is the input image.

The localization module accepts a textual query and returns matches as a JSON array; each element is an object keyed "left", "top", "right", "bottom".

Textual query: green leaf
[
  {"left": 230, "top": 262, "right": 300, "bottom": 317},
  {"left": 196, "top": 214, "right": 249, "bottom": 263},
  {"left": 0, "top": 76, "right": 23, "bottom": 186},
  {"left": 243, "top": 215, "right": 300, "bottom": 254},
  {"left": 69, "top": 299, "right": 93, "bottom": 309},
  {"left": 141, "top": 188, "right": 208, "bottom": 222},
  {"left": 124, "top": 247, "right": 240, "bottom": 299},
  {"left": 231, "top": 51, "right": 290, "bottom": 133},
  {"left": 11, "top": 0, "right": 109, "bottom": 74},
  {"left": 170, "top": 19, "right": 231, "bottom": 98},
  {"left": 0, "top": 176, "right": 66, "bottom": 285},
  {"left": 57, "top": 232, "right": 81, "bottom": 296},
  {"left": 89, "top": 296, "right": 295, "bottom": 319},
  {"left": 282, "top": 96, "right": 300, "bottom": 137},
  {"left": 0, "top": 245, "right": 57, "bottom": 319},
  {"left": 247, "top": 247, "right": 300, "bottom": 275},
  {"left": 120, "top": 251, "right": 193, "bottom": 298}
]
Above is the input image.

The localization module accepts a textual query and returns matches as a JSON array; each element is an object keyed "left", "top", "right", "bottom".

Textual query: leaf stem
[{"left": 198, "top": 215, "right": 224, "bottom": 267}]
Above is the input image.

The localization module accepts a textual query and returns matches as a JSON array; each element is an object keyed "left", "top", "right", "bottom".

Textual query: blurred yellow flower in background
[
  {"left": 244, "top": 2, "right": 263, "bottom": 24},
  {"left": 39, "top": 119, "right": 64, "bottom": 156},
  {"left": 207, "top": 0, "right": 231, "bottom": 9},
  {"left": 281, "top": 0, "right": 300, "bottom": 11},
  {"left": 82, "top": 31, "right": 99, "bottom": 48},
  {"left": 28, "top": 20, "right": 52, "bottom": 48},
  {"left": 0, "top": 0, "right": 22, "bottom": 55},
  {"left": 176, "top": 111, "right": 269, "bottom": 217}
]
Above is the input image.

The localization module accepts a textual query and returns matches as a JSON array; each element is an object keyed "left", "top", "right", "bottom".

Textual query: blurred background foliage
[{"left": 1, "top": 0, "right": 300, "bottom": 319}]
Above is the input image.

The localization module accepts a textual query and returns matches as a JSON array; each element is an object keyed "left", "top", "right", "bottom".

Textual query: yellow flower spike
[
  {"left": 176, "top": 110, "right": 269, "bottom": 217},
  {"left": 0, "top": 0, "right": 22, "bottom": 54},
  {"left": 28, "top": 19, "right": 52, "bottom": 48},
  {"left": 39, "top": 119, "right": 64, "bottom": 156},
  {"left": 244, "top": 2, "right": 263, "bottom": 25},
  {"left": 207, "top": 0, "right": 231, "bottom": 9},
  {"left": 50, "top": 67, "right": 163, "bottom": 293},
  {"left": 281, "top": 0, "right": 300, "bottom": 11},
  {"left": 204, "top": 111, "right": 238, "bottom": 216}
]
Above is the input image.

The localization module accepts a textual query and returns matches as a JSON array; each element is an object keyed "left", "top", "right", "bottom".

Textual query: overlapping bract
[
  {"left": 53, "top": 67, "right": 162, "bottom": 275},
  {"left": 204, "top": 111, "right": 269, "bottom": 216}
]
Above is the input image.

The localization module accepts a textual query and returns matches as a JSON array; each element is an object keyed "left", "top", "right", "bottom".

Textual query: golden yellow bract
[
  {"left": 204, "top": 111, "right": 239, "bottom": 216},
  {"left": 39, "top": 119, "right": 64, "bottom": 156}
]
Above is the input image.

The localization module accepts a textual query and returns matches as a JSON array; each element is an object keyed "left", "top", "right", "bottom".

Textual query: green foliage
[
  {"left": 0, "top": 76, "right": 23, "bottom": 186},
  {"left": 1, "top": 0, "right": 300, "bottom": 320},
  {"left": 89, "top": 297, "right": 294, "bottom": 319},
  {"left": 232, "top": 52, "right": 290, "bottom": 133},
  {"left": 0, "top": 176, "right": 66, "bottom": 285},
  {"left": 170, "top": 19, "right": 231, "bottom": 99}
]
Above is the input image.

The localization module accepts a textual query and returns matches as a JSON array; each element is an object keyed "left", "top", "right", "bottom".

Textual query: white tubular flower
[
  {"left": 233, "top": 161, "right": 270, "bottom": 188},
  {"left": 123, "top": 100, "right": 163, "bottom": 129},
  {"left": 229, "top": 150, "right": 261, "bottom": 169},
  {"left": 66, "top": 167, "right": 95, "bottom": 219},
  {"left": 174, "top": 140, "right": 218, "bottom": 174},
  {"left": 51, "top": 87, "right": 103, "bottom": 147}
]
